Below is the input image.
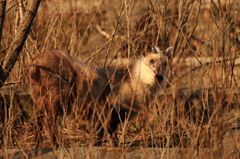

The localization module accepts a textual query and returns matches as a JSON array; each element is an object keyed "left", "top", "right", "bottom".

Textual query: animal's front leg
[
  {"left": 88, "top": 109, "right": 106, "bottom": 146},
  {"left": 108, "top": 109, "right": 129, "bottom": 147},
  {"left": 92, "top": 109, "right": 116, "bottom": 146}
]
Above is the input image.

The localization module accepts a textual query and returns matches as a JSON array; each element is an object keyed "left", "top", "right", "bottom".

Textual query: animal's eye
[{"left": 150, "top": 59, "right": 154, "bottom": 65}]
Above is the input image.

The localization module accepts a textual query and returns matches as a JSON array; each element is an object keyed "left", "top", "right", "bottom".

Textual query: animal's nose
[{"left": 155, "top": 74, "right": 163, "bottom": 83}]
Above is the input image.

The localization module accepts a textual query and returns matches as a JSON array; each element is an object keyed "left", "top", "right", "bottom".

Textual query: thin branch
[
  {"left": 173, "top": 0, "right": 194, "bottom": 55},
  {"left": 172, "top": 56, "right": 240, "bottom": 85}
]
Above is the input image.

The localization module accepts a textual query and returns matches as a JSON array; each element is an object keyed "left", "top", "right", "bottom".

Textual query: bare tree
[
  {"left": 0, "top": 0, "right": 6, "bottom": 43},
  {"left": 0, "top": 0, "right": 41, "bottom": 88}
]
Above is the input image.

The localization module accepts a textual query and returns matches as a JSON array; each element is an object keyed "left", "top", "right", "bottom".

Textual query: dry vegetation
[{"left": 1, "top": 0, "right": 240, "bottom": 158}]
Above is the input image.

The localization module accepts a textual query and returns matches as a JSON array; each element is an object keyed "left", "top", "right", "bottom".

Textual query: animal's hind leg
[
  {"left": 45, "top": 95, "right": 63, "bottom": 148},
  {"left": 46, "top": 106, "right": 60, "bottom": 148},
  {"left": 34, "top": 103, "right": 45, "bottom": 148},
  {"left": 34, "top": 98, "right": 60, "bottom": 149}
]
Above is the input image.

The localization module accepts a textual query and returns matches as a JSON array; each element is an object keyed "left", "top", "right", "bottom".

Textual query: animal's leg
[
  {"left": 93, "top": 115, "right": 108, "bottom": 146},
  {"left": 34, "top": 103, "right": 45, "bottom": 148},
  {"left": 93, "top": 110, "right": 112, "bottom": 146},
  {"left": 46, "top": 103, "right": 60, "bottom": 149},
  {"left": 34, "top": 95, "right": 61, "bottom": 149},
  {"left": 94, "top": 125, "right": 104, "bottom": 146},
  {"left": 108, "top": 109, "right": 129, "bottom": 147}
]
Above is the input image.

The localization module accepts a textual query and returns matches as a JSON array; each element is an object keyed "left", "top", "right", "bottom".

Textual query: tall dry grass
[{"left": 1, "top": 0, "right": 240, "bottom": 158}]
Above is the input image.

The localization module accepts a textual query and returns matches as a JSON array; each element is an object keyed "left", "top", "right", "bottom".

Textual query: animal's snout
[{"left": 155, "top": 74, "right": 164, "bottom": 83}]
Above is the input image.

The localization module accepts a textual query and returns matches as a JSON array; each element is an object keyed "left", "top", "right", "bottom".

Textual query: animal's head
[{"left": 137, "top": 46, "right": 173, "bottom": 88}]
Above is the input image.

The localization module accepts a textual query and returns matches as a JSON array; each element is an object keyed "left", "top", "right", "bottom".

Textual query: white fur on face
[
  {"left": 139, "top": 57, "right": 156, "bottom": 86},
  {"left": 133, "top": 53, "right": 168, "bottom": 87}
]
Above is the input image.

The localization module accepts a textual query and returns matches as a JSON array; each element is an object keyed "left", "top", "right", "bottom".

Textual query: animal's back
[{"left": 28, "top": 50, "right": 121, "bottom": 114}]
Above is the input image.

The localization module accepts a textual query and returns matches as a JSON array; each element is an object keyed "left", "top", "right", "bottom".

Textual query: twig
[
  {"left": 172, "top": 56, "right": 240, "bottom": 85},
  {"left": 3, "top": 81, "right": 21, "bottom": 86},
  {"left": 95, "top": 24, "right": 110, "bottom": 39}
]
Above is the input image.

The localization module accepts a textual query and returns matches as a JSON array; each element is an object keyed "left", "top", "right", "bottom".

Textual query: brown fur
[{"left": 28, "top": 47, "right": 173, "bottom": 147}]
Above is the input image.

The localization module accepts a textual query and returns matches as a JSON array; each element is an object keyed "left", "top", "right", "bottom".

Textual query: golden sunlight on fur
[{"left": 28, "top": 46, "right": 173, "bottom": 148}]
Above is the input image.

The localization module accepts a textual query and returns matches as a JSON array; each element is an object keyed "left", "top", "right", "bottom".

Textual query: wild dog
[{"left": 28, "top": 46, "right": 173, "bottom": 147}]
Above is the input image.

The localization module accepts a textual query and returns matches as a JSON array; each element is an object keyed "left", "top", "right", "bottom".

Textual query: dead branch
[
  {"left": 0, "top": 0, "right": 6, "bottom": 43},
  {"left": 173, "top": 0, "right": 194, "bottom": 56},
  {"left": 0, "top": 0, "right": 41, "bottom": 88}
]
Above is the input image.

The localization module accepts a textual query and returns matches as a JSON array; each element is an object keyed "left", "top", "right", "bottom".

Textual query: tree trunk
[
  {"left": 0, "top": 0, "right": 41, "bottom": 88},
  {"left": 0, "top": 0, "right": 6, "bottom": 43}
]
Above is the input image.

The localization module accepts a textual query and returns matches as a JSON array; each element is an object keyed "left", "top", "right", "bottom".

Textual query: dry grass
[{"left": 1, "top": 0, "right": 240, "bottom": 158}]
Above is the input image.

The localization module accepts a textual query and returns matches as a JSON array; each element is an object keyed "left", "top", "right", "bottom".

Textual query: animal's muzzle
[{"left": 155, "top": 74, "right": 164, "bottom": 83}]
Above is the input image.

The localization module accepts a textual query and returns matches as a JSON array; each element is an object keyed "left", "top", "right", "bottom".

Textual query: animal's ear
[
  {"left": 145, "top": 45, "right": 160, "bottom": 53},
  {"left": 163, "top": 46, "right": 174, "bottom": 57},
  {"left": 150, "top": 45, "right": 160, "bottom": 53}
]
